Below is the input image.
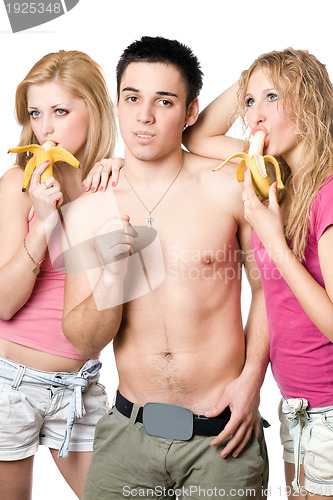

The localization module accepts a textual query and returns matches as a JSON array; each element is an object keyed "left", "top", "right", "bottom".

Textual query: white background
[{"left": 0, "top": 0, "right": 332, "bottom": 498}]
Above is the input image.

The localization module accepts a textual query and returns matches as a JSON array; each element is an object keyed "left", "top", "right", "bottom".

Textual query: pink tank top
[
  {"left": 0, "top": 214, "right": 86, "bottom": 359},
  {"left": 251, "top": 177, "right": 333, "bottom": 407}
]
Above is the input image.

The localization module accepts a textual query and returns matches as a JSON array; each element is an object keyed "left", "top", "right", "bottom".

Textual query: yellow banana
[
  {"left": 8, "top": 141, "right": 80, "bottom": 192},
  {"left": 213, "top": 131, "right": 284, "bottom": 198}
]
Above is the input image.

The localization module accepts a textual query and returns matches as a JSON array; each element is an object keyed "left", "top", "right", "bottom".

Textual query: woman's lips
[{"left": 251, "top": 126, "right": 269, "bottom": 148}]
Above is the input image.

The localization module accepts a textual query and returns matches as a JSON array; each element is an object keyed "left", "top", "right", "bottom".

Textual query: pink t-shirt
[
  {"left": 0, "top": 215, "right": 86, "bottom": 360},
  {"left": 251, "top": 176, "right": 333, "bottom": 407}
]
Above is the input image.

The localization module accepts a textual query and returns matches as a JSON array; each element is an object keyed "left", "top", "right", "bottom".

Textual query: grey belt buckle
[{"left": 143, "top": 402, "right": 193, "bottom": 440}]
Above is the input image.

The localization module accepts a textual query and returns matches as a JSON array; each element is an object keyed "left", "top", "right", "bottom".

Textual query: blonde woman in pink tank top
[
  {"left": 0, "top": 50, "right": 117, "bottom": 499},
  {"left": 184, "top": 50, "right": 333, "bottom": 500}
]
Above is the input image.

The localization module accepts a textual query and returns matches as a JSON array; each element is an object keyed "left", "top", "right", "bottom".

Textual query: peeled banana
[
  {"left": 9, "top": 141, "right": 80, "bottom": 192},
  {"left": 213, "top": 131, "right": 284, "bottom": 198}
]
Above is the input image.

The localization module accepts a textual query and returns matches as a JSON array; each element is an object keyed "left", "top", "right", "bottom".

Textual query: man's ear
[
  {"left": 114, "top": 93, "right": 119, "bottom": 118},
  {"left": 185, "top": 98, "right": 199, "bottom": 127}
]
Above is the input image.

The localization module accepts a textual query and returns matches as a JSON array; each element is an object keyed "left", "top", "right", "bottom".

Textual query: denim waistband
[{"left": 0, "top": 356, "right": 102, "bottom": 458}]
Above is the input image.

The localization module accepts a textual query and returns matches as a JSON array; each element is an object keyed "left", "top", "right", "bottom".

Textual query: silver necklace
[{"left": 123, "top": 153, "right": 184, "bottom": 228}]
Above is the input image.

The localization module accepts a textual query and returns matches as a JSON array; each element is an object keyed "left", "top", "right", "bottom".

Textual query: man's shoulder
[
  {"left": 62, "top": 189, "right": 119, "bottom": 243},
  {"left": 184, "top": 152, "right": 244, "bottom": 223},
  {"left": 186, "top": 152, "right": 241, "bottom": 191},
  {"left": 185, "top": 151, "right": 219, "bottom": 172}
]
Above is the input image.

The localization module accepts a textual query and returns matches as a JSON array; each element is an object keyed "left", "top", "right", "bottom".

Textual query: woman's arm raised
[{"left": 183, "top": 82, "right": 245, "bottom": 160}]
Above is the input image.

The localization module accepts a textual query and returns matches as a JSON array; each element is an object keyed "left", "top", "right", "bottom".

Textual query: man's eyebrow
[
  {"left": 122, "top": 87, "right": 139, "bottom": 93},
  {"left": 122, "top": 87, "right": 178, "bottom": 98},
  {"left": 156, "top": 91, "right": 178, "bottom": 98}
]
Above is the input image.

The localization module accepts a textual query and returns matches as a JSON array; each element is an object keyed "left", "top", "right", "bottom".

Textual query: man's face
[{"left": 115, "top": 62, "right": 191, "bottom": 162}]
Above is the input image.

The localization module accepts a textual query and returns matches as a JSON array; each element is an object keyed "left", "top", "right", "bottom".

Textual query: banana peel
[
  {"left": 213, "top": 131, "right": 284, "bottom": 198},
  {"left": 8, "top": 141, "right": 80, "bottom": 192}
]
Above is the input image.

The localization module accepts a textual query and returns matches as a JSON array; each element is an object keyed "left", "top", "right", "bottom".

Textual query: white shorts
[
  {"left": 279, "top": 398, "right": 333, "bottom": 496},
  {"left": 0, "top": 356, "right": 109, "bottom": 461}
]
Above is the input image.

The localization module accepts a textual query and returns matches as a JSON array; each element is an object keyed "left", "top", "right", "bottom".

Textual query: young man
[{"left": 62, "top": 37, "right": 269, "bottom": 499}]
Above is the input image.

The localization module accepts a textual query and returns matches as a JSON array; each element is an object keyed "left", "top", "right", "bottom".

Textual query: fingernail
[
  {"left": 112, "top": 182, "right": 116, "bottom": 187},
  {"left": 244, "top": 166, "right": 248, "bottom": 172},
  {"left": 45, "top": 160, "right": 50, "bottom": 165},
  {"left": 274, "top": 181, "right": 278, "bottom": 188},
  {"left": 84, "top": 186, "right": 89, "bottom": 191},
  {"left": 91, "top": 187, "right": 96, "bottom": 192},
  {"left": 99, "top": 186, "right": 104, "bottom": 191}
]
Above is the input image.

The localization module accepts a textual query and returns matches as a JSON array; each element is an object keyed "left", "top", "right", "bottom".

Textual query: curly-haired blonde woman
[
  {"left": 184, "top": 49, "right": 333, "bottom": 500},
  {"left": 0, "top": 50, "right": 117, "bottom": 499}
]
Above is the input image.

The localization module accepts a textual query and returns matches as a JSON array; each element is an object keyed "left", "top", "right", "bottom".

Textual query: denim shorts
[
  {"left": 279, "top": 397, "right": 333, "bottom": 496},
  {"left": 0, "top": 356, "right": 108, "bottom": 461}
]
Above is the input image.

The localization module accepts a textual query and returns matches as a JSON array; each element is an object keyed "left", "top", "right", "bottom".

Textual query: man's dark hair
[{"left": 116, "top": 36, "right": 203, "bottom": 108}]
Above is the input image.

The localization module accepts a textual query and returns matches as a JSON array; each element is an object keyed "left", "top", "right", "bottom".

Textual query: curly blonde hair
[
  {"left": 15, "top": 49, "right": 116, "bottom": 180},
  {"left": 237, "top": 48, "right": 333, "bottom": 261}
]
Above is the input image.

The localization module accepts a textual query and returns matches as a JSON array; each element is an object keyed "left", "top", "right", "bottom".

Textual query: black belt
[{"left": 115, "top": 391, "right": 231, "bottom": 438}]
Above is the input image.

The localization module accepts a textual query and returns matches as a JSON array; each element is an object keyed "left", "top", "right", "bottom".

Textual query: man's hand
[
  {"left": 205, "top": 371, "right": 261, "bottom": 458},
  {"left": 94, "top": 215, "right": 138, "bottom": 278}
]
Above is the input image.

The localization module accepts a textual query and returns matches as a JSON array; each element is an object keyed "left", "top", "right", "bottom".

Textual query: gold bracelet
[{"left": 23, "top": 236, "right": 45, "bottom": 275}]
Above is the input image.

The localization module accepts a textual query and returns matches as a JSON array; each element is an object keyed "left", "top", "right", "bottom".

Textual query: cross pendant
[{"left": 146, "top": 214, "right": 154, "bottom": 228}]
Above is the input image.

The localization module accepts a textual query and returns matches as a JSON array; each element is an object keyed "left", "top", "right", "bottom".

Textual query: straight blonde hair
[
  {"left": 15, "top": 49, "right": 116, "bottom": 180},
  {"left": 238, "top": 49, "right": 333, "bottom": 261}
]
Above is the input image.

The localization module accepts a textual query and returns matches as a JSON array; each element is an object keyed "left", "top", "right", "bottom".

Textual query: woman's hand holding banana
[
  {"left": 28, "top": 162, "right": 63, "bottom": 225},
  {"left": 9, "top": 140, "right": 80, "bottom": 192},
  {"left": 242, "top": 167, "right": 288, "bottom": 261}
]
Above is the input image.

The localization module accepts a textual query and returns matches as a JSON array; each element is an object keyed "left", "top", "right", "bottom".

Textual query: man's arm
[
  {"left": 62, "top": 264, "right": 125, "bottom": 359},
  {"left": 62, "top": 201, "right": 137, "bottom": 358},
  {"left": 205, "top": 212, "right": 269, "bottom": 457}
]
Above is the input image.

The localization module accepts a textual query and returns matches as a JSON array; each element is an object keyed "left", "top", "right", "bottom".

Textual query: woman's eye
[
  {"left": 55, "top": 108, "right": 68, "bottom": 116},
  {"left": 267, "top": 93, "right": 277, "bottom": 102},
  {"left": 245, "top": 97, "right": 255, "bottom": 107},
  {"left": 29, "top": 110, "right": 41, "bottom": 118}
]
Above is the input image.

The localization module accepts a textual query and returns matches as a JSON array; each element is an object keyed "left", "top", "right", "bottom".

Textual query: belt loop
[
  {"left": 129, "top": 403, "right": 141, "bottom": 424},
  {"left": 112, "top": 388, "right": 118, "bottom": 408},
  {"left": 11, "top": 365, "right": 26, "bottom": 390},
  {"left": 282, "top": 397, "right": 308, "bottom": 494}
]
